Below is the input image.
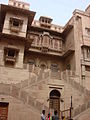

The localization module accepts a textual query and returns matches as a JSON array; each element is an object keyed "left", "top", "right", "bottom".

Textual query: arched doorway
[
  {"left": 49, "top": 90, "right": 61, "bottom": 117},
  {"left": 40, "top": 63, "right": 46, "bottom": 70}
]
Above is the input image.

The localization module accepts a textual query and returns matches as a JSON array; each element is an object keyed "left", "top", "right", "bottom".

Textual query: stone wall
[
  {"left": 2, "top": 12, "right": 28, "bottom": 37},
  {"left": 0, "top": 95, "right": 40, "bottom": 120},
  {"left": 0, "top": 66, "right": 29, "bottom": 84}
]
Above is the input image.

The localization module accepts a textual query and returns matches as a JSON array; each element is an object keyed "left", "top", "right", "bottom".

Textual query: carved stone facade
[{"left": 0, "top": 0, "right": 90, "bottom": 120}]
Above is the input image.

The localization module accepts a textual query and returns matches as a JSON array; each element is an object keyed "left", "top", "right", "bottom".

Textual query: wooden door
[
  {"left": 49, "top": 97, "right": 60, "bottom": 116},
  {"left": 0, "top": 102, "right": 9, "bottom": 120}
]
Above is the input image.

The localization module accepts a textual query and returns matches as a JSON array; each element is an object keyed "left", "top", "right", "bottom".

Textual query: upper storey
[
  {"left": 27, "top": 15, "right": 74, "bottom": 57},
  {"left": 73, "top": 4, "right": 90, "bottom": 47},
  {"left": 0, "top": 0, "right": 74, "bottom": 57},
  {"left": 1, "top": 0, "right": 35, "bottom": 38},
  {"left": 32, "top": 16, "right": 63, "bottom": 33}
]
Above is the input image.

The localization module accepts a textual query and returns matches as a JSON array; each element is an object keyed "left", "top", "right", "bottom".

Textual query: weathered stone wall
[
  {"left": 0, "top": 95, "right": 40, "bottom": 120},
  {"left": 64, "top": 28, "right": 74, "bottom": 52},
  {"left": 0, "top": 66, "right": 29, "bottom": 84},
  {"left": 0, "top": 64, "right": 90, "bottom": 119},
  {"left": 24, "top": 52, "right": 63, "bottom": 70},
  {"left": 82, "top": 15, "right": 90, "bottom": 36},
  {"left": 74, "top": 107, "right": 90, "bottom": 120},
  {"left": 85, "top": 71, "right": 90, "bottom": 90},
  {"left": 0, "top": 39, "right": 25, "bottom": 68},
  {"left": 73, "top": 14, "right": 82, "bottom": 83}
]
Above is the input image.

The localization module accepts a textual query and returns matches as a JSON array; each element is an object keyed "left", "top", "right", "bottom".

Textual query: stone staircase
[
  {"left": 0, "top": 83, "right": 48, "bottom": 115},
  {"left": 0, "top": 65, "right": 90, "bottom": 119},
  {"left": 16, "top": 67, "right": 90, "bottom": 118},
  {"left": 61, "top": 70, "right": 90, "bottom": 119},
  {"left": 0, "top": 65, "right": 49, "bottom": 119}
]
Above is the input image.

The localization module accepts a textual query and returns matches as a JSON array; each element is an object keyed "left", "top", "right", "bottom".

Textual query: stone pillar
[
  {"left": 81, "top": 65, "right": 85, "bottom": 87},
  {"left": 47, "top": 60, "right": 51, "bottom": 69},
  {"left": 0, "top": 47, "right": 4, "bottom": 65},
  {"left": 36, "top": 58, "right": 39, "bottom": 67},
  {"left": 84, "top": 47, "right": 87, "bottom": 59},
  {"left": 16, "top": 47, "right": 24, "bottom": 68},
  {"left": 73, "top": 15, "right": 83, "bottom": 84}
]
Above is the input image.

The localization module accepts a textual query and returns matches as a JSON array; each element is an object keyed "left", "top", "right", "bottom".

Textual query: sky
[{"left": 0, "top": 0, "right": 90, "bottom": 26}]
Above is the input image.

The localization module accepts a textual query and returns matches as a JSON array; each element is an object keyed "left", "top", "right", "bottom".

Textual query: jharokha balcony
[{"left": 5, "top": 55, "right": 16, "bottom": 63}]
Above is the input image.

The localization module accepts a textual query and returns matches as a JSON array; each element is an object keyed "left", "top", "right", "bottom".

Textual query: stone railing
[
  {"left": 22, "top": 64, "right": 61, "bottom": 88},
  {"left": 62, "top": 70, "right": 90, "bottom": 97},
  {"left": 23, "top": 64, "right": 41, "bottom": 75},
  {"left": 61, "top": 70, "right": 90, "bottom": 119},
  {"left": 15, "top": 67, "right": 50, "bottom": 88}
]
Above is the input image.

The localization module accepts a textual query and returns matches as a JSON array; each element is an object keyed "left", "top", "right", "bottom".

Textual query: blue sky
[{"left": 0, "top": 0, "right": 90, "bottom": 26}]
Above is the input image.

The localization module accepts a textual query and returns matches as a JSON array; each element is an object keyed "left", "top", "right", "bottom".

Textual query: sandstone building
[{"left": 0, "top": 0, "right": 90, "bottom": 120}]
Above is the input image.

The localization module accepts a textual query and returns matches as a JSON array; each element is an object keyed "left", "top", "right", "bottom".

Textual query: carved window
[
  {"left": 42, "top": 19, "right": 44, "bottom": 22},
  {"left": 54, "top": 40, "right": 59, "bottom": 49},
  {"left": 13, "top": 20, "right": 19, "bottom": 27},
  {"left": 43, "top": 35, "right": 49, "bottom": 47},
  {"left": 10, "top": 17, "right": 23, "bottom": 32},
  {"left": 50, "top": 40, "right": 54, "bottom": 48},
  {"left": 4, "top": 47, "right": 19, "bottom": 66},
  {"left": 31, "top": 36, "right": 39, "bottom": 46},
  {"left": 85, "top": 28, "right": 90, "bottom": 35},
  {"left": 18, "top": 3, "right": 21, "bottom": 7},
  {"left": 36, "top": 36, "right": 39, "bottom": 46},
  {"left": 31, "top": 39, "right": 35, "bottom": 46},
  {"left": 8, "top": 49, "right": 15, "bottom": 57},
  {"left": 59, "top": 41, "right": 62, "bottom": 50},
  {"left": 86, "top": 66, "right": 90, "bottom": 71},
  {"left": 13, "top": 2, "right": 16, "bottom": 6},
  {"left": 22, "top": 4, "right": 25, "bottom": 8},
  {"left": 66, "top": 64, "right": 71, "bottom": 70},
  {"left": 40, "top": 63, "right": 46, "bottom": 71},
  {"left": 87, "top": 47, "right": 90, "bottom": 58}
]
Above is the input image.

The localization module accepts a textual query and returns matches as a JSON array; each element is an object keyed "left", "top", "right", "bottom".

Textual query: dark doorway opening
[{"left": 49, "top": 90, "right": 61, "bottom": 117}]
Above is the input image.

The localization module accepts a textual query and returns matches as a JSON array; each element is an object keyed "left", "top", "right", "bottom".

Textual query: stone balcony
[{"left": 5, "top": 55, "right": 16, "bottom": 62}]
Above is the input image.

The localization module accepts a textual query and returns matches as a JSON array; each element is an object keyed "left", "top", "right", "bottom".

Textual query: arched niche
[{"left": 49, "top": 89, "right": 61, "bottom": 117}]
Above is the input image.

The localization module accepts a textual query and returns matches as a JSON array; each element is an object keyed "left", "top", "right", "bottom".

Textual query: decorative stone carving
[
  {"left": 40, "top": 32, "right": 51, "bottom": 52},
  {"left": 27, "top": 34, "right": 35, "bottom": 40},
  {"left": 29, "top": 32, "right": 63, "bottom": 53}
]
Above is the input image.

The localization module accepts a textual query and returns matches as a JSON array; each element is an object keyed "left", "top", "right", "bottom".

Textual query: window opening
[
  {"left": 8, "top": 49, "right": 15, "bottom": 57},
  {"left": 50, "top": 63, "right": 59, "bottom": 71},
  {"left": 13, "top": 20, "right": 19, "bottom": 27}
]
